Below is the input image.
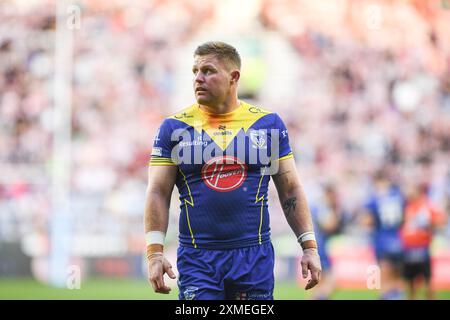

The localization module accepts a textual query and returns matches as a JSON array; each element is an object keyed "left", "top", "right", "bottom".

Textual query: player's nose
[{"left": 194, "top": 72, "right": 205, "bottom": 83}]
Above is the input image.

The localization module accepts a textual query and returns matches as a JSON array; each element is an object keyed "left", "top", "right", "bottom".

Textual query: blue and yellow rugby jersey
[{"left": 149, "top": 101, "right": 293, "bottom": 249}]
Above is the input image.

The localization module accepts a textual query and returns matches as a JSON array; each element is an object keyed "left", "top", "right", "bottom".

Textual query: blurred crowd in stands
[{"left": 0, "top": 0, "right": 449, "bottom": 271}]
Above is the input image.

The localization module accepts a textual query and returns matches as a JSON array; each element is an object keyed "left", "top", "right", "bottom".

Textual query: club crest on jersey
[
  {"left": 183, "top": 286, "right": 198, "bottom": 300},
  {"left": 201, "top": 156, "right": 247, "bottom": 192},
  {"left": 249, "top": 130, "right": 267, "bottom": 149}
]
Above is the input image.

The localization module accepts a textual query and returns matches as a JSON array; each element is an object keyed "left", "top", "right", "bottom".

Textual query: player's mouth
[{"left": 195, "top": 87, "right": 208, "bottom": 94}]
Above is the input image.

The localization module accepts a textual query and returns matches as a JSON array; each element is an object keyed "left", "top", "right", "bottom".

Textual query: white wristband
[
  {"left": 297, "top": 231, "right": 316, "bottom": 243},
  {"left": 145, "top": 231, "right": 166, "bottom": 246}
]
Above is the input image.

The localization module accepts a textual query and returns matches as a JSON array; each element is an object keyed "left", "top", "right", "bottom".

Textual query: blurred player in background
[
  {"left": 361, "top": 170, "right": 405, "bottom": 300},
  {"left": 143, "top": 41, "right": 321, "bottom": 300},
  {"left": 309, "top": 183, "right": 344, "bottom": 300},
  {"left": 401, "top": 182, "right": 447, "bottom": 300}
]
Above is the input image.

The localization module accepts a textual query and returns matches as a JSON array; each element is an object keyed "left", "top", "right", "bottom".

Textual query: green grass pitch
[{"left": 1, "top": 278, "right": 450, "bottom": 300}]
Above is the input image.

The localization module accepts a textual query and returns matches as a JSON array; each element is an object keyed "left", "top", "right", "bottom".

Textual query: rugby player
[{"left": 144, "top": 41, "right": 321, "bottom": 300}]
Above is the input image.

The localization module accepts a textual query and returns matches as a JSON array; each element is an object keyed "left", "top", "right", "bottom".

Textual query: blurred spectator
[{"left": 401, "top": 182, "right": 447, "bottom": 299}]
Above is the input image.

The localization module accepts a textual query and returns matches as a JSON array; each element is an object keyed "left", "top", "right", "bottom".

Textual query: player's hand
[
  {"left": 147, "top": 254, "right": 176, "bottom": 294},
  {"left": 301, "top": 248, "right": 322, "bottom": 290}
]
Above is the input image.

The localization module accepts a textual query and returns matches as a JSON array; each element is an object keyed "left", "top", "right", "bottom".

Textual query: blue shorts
[{"left": 177, "top": 242, "right": 274, "bottom": 300}]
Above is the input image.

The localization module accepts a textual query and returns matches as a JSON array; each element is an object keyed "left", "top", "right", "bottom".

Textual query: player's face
[{"left": 192, "top": 54, "right": 234, "bottom": 107}]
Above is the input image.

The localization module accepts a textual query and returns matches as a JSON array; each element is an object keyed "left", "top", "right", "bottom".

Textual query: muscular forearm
[
  {"left": 280, "top": 184, "right": 321, "bottom": 290},
  {"left": 144, "top": 165, "right": 176, "bottom": 258},
  {"left": 279, "top": 184, "right": 314, "bottom": 239},
  {"left": 144, "top": 187, "right": 170, "bottom": 234},
  {"left": 144, "top": 187, "right": 171, "bottom": 254}
]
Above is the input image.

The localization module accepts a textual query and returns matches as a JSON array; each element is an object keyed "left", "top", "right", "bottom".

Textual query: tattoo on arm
[{"left": 282, "top": 197, "right": 297, "bottom": 218}]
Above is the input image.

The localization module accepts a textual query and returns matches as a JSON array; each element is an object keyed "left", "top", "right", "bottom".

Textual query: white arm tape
[
  {"left": 297, "top": 231, "right": 316, "bottom": 243},
  {"left": 145, "top": 231, "right": 166, "bottom": 246}
]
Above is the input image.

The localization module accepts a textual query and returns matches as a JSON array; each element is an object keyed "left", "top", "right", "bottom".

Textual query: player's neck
[{"left": 199, "top": 97, "right": 240, "bottom": 115}]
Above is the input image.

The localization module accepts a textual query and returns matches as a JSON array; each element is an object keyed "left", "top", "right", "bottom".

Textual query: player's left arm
[{"left": 272, "top": 157, "right": 322, "bottom": 290}]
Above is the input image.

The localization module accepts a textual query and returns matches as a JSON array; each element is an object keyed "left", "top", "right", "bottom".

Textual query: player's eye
[{"left": 203, "top": 68, "right": 215, "bottom": 75}]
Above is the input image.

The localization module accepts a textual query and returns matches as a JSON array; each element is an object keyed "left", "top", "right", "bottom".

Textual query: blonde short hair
[{"left": 194, "top": 41, "right": 241, "bottom": 70}]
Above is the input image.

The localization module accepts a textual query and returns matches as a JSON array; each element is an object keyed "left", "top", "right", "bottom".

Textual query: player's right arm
[
  {"left": 144, "top": 158, "right": 178, "bottom": 294},
  {"left": 144, "top": 118, "right": 179, "bottom": 293}
]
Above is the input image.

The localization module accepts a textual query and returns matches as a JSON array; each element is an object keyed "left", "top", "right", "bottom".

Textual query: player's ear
[{"left": 230, "top": 70, "right": 240, "bottom": 84}]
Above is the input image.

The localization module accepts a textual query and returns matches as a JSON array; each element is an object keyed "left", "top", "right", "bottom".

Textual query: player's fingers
[
  {"left": 311, "top": 267, "right": 320, "bottom": 284},
  {"left": 154, "top": 261, "right": 174, "bottom": 292},
  {"left": 155, "top": 274, "right": 171, "bottom": 294},
  {"left": 156, "top": 284, "right": 172, "bottom": 294},
  {"left": 157, "top": 271, "right": 174, "bottom": 294},
  {"left": 305, "top": 266, "right": 320, "bottom": 290},
  {"left": 148, "top": 263, "right": 164, "bottom": 292},
  {"left": 154, "top": 273, "right": 166, "bottom": 291},
  {"left": 148, "top": 276, "right": 158, "bottom": 292},
  {"left": 149, "top": 273, "right": 162, "bottom": 292},
  {"left": 166, "top": 265, "right": 176, "bottom": 279},
  {"left": 147, "top": 266, "right": 157, "bottom": 288},
  {"left": 147, "top": 277, "right": 153, "bottom": 287},
  {"left": 301, "top": 259, "right": 308, "bottom": 278},
  {"left": 305, "top": 280, "right": 311, "bottom": 290},
  {"left": 305, "top": 278, "right": 318, "bottom": 290}
]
